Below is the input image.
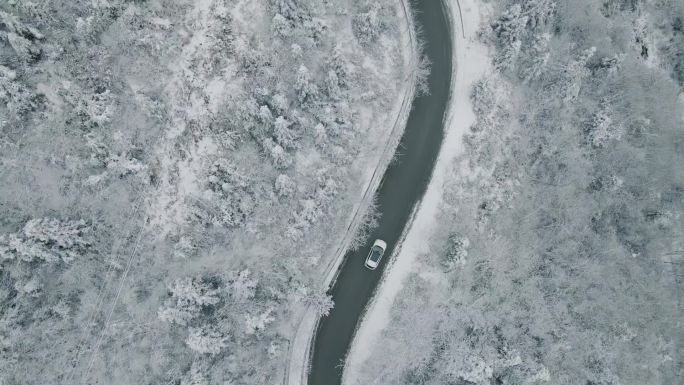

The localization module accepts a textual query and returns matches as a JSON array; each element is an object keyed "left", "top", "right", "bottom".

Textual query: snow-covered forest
[
  {"left": 350, "top": 0, "right": 683, "bottom": 384},
  {"left": 0, "top": 0, "right": 413, "bottom": 383}
]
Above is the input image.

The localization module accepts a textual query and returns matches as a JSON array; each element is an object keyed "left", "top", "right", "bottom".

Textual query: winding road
[{"left": 307, "top": 1, "right": 453, "bottom": 384}]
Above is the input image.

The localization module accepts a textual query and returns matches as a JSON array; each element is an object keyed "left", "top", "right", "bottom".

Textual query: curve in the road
[{"left": 307, "top": 1, "right": 453, "bottom": 384}]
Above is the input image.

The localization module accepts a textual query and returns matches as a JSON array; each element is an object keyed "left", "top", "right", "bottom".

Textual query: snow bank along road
[{"left": 307, "top": 1, "right": 453, "bottom": 384}]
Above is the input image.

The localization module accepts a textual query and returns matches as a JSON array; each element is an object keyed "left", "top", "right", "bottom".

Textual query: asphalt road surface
[{"left": 307, "top": 1, "right": 453, "bottom": 384}]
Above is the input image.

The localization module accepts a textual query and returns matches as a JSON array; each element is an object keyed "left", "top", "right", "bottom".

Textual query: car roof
[{"left": 368, "top": 247, "right": 383, "bottom": 262}]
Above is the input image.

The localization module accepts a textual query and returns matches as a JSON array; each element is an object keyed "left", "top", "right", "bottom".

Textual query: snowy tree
[
  {"left": 0, "top": 12, "right": 43, "bottom": 62},
  {"left": 258, "top": 105, "right": 273, "bottom": 124},
  {"left": 585, "top": 104, "right": 624, "bottom": 148},
  {"left": 519, "top": 33, "right": 551, "bottom": 82},
  {"left": 271, "top": 14, "right": 292, "bottom": 38},
  {"left": 0, "top": 218, "right": 90, "bottom": 264},
  {"left": 229, "top": 269, "right": 258, "bottom": 302},
  {"left": 290, "top": 43, "right": 302, "bottom": 57},
  {"left": 263, "top": 138, "right": 292, "bottom": 169},
  {"left": 20, "top": 277, "right": 42, "bottom": 298},
  {"left": 415, "top": 53, "right": 432, "bottom": 97},
  {"left": 186, "top": 326, "right": 228, "bottom": 355},
  {"left": 82, "top": 88, "right": 115, "bottom": 126},
  {"left": 198, "top": 160, "right": 257, "bottom": 228},
  {"left": 0, "top": 67, "right": 36, "bottom": 119},
  {"left": 158, "top": 277, "right": 220, "bottom": 326},
  {"left": 442, "top": 233, "right": 469, "bottom": 270},
  {"left": 181, "top": 361, "right": 209, "bottom": 385},
  {"left": 303, "top": 290, "right": 334, "bottom": 317},
  {"left": 5, "top": 32, "right": 40, "bottom": 62},
  {"left": 85, "top": 149, "right": 148, "bottom": 186},
  {"left": 207, "top": 161, "right": 249, "bottom": 192},
  {"left": 108, "top": 152, "right": 146, "bottom": 175},
  {"left": 313, "top": 122, "right": 328, "bottom": 148},
  {"left": 349, "top": 195, "right": 381, "bottom": 251},
  {"left": 302, "top": 17, "right": 326, "bottom": 43},
  {"left": 327, "top": 45, "right": 355, "bottom": 89},
  {"left": 22, "top": 218, "right": 87, "bottom": 250},
  {"left": 0, "top": 11, "right": 44, "bottom": 42},
  {"left": 273, "top": 115, "right": 298, "bottom": 149},
  {"left": 270, "top": 0, "right": 299, "bottom": 21},
  {"left": 245, "top": 308, "right": 275, "bottom": 335},
  {"left": 287, "top": 169, "right": 341, "bottom": 239},
  {"left": 325, "top": 70, "right": 341, "bottom": 99},
  {"left": 562, "top": 46, "right": 596, "bottom": 102},
  {"left": 449, "top": 355, "right": 494, "bottom": 384},
  {"left": 523, "top": 0, "right": 556, "bottom": 29},
  {"left": 275, "top": 174, "right": 296, "bottom": 198},
  {"left": 295, "top": 65, "right": 318, "bottom": 103},
  {"left": 490, "top": 5, "right": 529, "bottom": 71},
  {"left": 271, "top": 92, "right": 289, "bottom": 113},
  {"left": 352, "top": 4, "right": 385, "bottom": 46}
]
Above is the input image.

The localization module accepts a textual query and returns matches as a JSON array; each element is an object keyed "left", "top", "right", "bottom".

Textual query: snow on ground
[{"left": 342, "top": 1, "right": 493, "bottom": 383}]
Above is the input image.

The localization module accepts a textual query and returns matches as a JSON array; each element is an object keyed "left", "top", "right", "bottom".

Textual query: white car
[{"left": 365, "top": 239, "right": 387, "bottom": 270}]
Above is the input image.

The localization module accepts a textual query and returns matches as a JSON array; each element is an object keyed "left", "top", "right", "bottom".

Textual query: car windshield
[{"left": 369, "top": 246, "right": 383, "bottom": 263}]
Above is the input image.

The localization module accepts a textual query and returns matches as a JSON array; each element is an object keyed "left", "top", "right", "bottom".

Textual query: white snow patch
[{"left": 343, "top": 1, "right": 494, "bottom": 384}]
